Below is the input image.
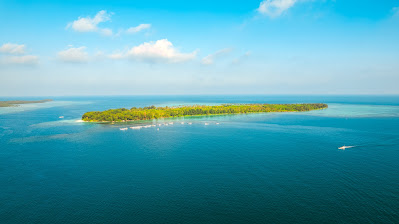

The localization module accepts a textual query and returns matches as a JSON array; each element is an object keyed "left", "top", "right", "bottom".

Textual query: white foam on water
[{"left": 30, "top": 118, "right": 86, "bottom": 128}]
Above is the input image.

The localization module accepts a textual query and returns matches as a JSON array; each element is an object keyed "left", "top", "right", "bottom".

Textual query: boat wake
[{"left": 338, "top": 137, "right": 399, "bottom": 150}]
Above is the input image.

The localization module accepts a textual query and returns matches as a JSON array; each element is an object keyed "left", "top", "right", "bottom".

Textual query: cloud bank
[{"left": 1, "top": 55, "right": 39, "bottom": 65}]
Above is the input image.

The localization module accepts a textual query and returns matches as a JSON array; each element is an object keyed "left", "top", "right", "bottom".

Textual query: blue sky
[{"left": 0, "top": 0, "right": 398, "bottom": 96}]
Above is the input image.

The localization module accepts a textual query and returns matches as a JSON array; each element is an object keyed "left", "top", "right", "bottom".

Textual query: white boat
[
  {"left": 204, "top": 123, "right": 209, "bottom": 125},
  {"left": 130, "top": 126, "right": 142, "bottom": 129},
  {"left": 59, "top": 116, "right": 64, "bottom": 119},
  {"left": 188, "top": 122, "right": 192, "bottom": 125},
  {"left": 216, "top": 123, "right": 220, "bottom": 125},
  {"left": 181, "top": 122, "right": 184, "bottom": 124},
  {"left": 169, "top": 122, "right": 174, "bottom": 125},
  {"left": 338, "top": 145, "right": 354, "bottom": 150},
  {"left": 120, "top": 128, "right": 128, "bottom": 131}
]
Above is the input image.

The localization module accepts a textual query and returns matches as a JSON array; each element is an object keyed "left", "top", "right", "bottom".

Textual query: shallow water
[{"left": 0, "top": 95, "right": 398, "bottom": 223}]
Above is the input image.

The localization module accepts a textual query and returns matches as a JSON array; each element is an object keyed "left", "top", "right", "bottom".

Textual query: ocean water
[{"left": 0, "top": 95, "right": 398, "bottom": 223}]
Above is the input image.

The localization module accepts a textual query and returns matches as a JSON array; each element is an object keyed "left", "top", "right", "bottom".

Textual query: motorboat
[{"left": 338, "top": 145, "right": 354, "bottom": 150}]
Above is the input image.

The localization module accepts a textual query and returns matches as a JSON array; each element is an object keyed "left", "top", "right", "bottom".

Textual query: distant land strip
[
  {"left": 0, "top": 99, "right": 53, "bottom": 107},
  {"left": 82, "top": 103, "right": 328, "bottom": 122}
]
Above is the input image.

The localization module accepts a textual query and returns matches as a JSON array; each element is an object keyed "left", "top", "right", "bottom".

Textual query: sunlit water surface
[{"left": 0, "top": 96, "right": 398, "bottom": 223}]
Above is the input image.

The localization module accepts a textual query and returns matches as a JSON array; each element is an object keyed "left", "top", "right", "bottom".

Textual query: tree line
[{"left": 82, "top": 103, "right": 328, "bottom": 122}]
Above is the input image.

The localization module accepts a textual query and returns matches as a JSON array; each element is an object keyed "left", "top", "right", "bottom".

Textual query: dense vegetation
[
  {"left": 0, "top": 99, "right": 53, "bottom": 107},
  {"left": 82, "top": 103, "right": 328, "bottom": 122}
]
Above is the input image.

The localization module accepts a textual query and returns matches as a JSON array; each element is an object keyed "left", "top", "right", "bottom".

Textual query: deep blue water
[{"left": 0, "top": 95, "right": 398, "bottom": 223}]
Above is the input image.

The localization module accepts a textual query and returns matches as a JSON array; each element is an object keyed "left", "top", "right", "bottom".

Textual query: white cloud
[
  {"left": 54, "top": 40, "right": 196, "bottom": 64},
  {"left": 201, "top": 48, "right": 233, "bottom": 65},
  {"left": 126, "top": 24, "right": 151, "bottom": 34},
  {"left": 257, "top": 0, "right": 297, "bottom": 17},
  {"left": 1, "top": 55, "right": 39, "bottom": 65},
  {"left": 126, "top": 39, "right": 197, "bottom": 63},
  {"left": 0, "top": 43, "right": 26, "bottom": 55},
  {"left": 67, "top": 10, "right": 113, "bottom": 36},
  {"left": 57, "top": 46, "right": 89, "bottom": 63},
  {"left": 0, "top": 43, "right": 39, "bottom": 65}
]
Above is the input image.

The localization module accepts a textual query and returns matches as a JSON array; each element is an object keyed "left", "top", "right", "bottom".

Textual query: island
[
  {"left": 82, "top": 103, "right": 328, "bottom": 122},
  {"left": 0, "top": 99, "right": 53, "bottom": 107}
]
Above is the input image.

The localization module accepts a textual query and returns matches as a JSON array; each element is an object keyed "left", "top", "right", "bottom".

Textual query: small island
[
  {"left": 0, "top": 99, "right": 53, "bottom": 107},
  {"left": 82, "top": 103, "right": 328, "bottom": 122}
]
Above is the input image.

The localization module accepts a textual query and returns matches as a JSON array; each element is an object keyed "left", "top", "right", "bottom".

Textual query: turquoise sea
[{"left": 0, "top": 95, "right": 398, "bottom": 223}]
